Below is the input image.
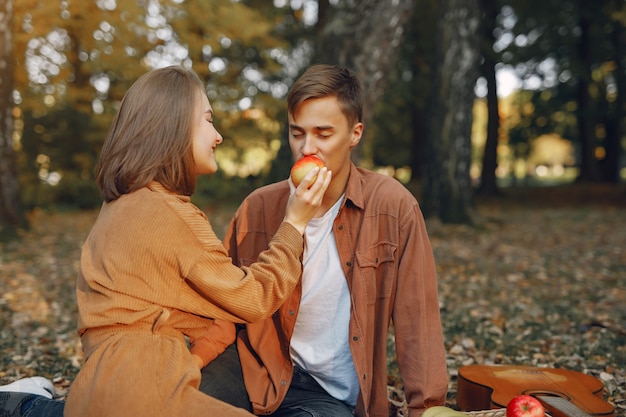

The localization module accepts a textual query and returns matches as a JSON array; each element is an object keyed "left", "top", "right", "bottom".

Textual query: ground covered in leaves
[{"left": 1, "top": 184, "right": 624, "bottom": 415}]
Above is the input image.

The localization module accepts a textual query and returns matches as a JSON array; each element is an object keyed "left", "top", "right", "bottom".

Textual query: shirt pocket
[{"left": 355, "top": 241, "right": 397, "bottom": 304}]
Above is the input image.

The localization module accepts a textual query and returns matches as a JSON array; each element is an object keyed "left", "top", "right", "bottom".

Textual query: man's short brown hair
[{"left": 287, "top": 64, "right": 363, "bottom": 126}]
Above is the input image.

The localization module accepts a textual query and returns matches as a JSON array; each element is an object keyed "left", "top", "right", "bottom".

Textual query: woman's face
[{"left": 191, "top": 92, "right": 223, "bottom": 175}]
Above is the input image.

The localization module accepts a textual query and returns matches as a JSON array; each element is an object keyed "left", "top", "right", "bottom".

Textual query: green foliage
[
  {"left": 18, "top": 104, "right": 102, "bottom": 209},
  {"left": 498, "top": 0, "right": 625, "bottom": 181},
  {"left": 20, "top": 175, "right": 101, "bottom": 211},
  {"left": 9, "top": 0, "right": 626, "bottom": 215},
  {"left": 13, "top": 0, "right": 299, "bottom": 211},
  {"left": 192, "top": 170, "right": 262, "bottom": 209}
]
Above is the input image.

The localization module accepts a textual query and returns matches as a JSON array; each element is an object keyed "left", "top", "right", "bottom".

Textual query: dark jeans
[
  {"left": 199, "top": 342, "right": 252, "bottom": 411},
  {"left": 0, "top": 392, "right": 64, "bottom": 417},
  {"left": 199, "top": 343, "right": 354, "bottom": 417},
  {"left": 21, "top": 396, "right": 64, "bottom": 417},
  {"left": 1, "top": 344, "right": 353, "bottom": 417}
]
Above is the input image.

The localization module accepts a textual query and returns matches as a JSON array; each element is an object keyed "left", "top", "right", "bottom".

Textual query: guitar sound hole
[{"left": 523, "top": 390, "right": 571, "bottom": 401}]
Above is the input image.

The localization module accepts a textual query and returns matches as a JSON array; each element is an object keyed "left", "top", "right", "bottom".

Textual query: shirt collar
[
  {"left": 342, "top": 163, "right": 365, "bottom": 211},
  {"left": 147, "top": 181, "right": 191, "bottom": 202}
]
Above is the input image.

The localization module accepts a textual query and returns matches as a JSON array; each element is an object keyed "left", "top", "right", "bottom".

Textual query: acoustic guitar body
[{"left": 457, "top": 364, "right": 615, "bottom": 417}]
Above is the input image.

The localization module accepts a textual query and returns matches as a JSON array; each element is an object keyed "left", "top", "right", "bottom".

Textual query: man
[{"left": 201, "top": 64, "right": 448, "bottom": 417}]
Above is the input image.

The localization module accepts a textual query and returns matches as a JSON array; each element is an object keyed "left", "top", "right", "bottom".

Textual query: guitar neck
[{"left": 536, "top": 395, "right": 593, "bottom": 417}]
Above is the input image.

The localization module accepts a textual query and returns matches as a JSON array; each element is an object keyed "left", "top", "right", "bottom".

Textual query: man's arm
[{"left": 393, "top": 203, "right": 448, "bottom": 416}]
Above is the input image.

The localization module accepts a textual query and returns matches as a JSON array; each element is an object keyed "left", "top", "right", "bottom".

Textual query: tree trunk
[
  {"left": 422, "top": 0, "right": 481, "bottom": 223},
  {"left": 477, "top": 0, "right": 500, "bottom": 197},
  {"left": 575, "top": 8, "right": 601, "bottom": 182},
  {"left": 269, "top": 0, "right": 414, "bottom": 179},
  {"left": 602, "top": 16, "right": 624, "bottom": 183},
  {"left": 410, "top": 98, "right": 424, "bottom": 182},
  {"left": 0, "top": 0, "right": 24, "bottom": 239},
  {"left": 312, "top": 0, "right": 415, "bottom": 162}
]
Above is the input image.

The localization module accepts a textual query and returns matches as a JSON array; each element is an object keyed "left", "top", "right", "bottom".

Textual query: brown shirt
[
  {"left": 224, "top": 164, "right": 448, "bottom": 417},
  {"left": 65, "top": 182, "right": 304, "bottom": 417}
]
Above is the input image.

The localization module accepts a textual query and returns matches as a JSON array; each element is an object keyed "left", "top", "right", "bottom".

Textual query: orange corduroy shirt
[{"left": 64, "top": 182, "right": 304, "bottom": 417}]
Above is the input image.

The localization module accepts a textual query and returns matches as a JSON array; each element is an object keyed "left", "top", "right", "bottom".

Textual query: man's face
[{"left": 288, "top": 96, "right": 362, "bottom": 186}]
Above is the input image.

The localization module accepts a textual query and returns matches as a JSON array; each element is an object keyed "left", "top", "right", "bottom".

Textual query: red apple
[
  {"left": 290, "top": 155, "right": 325, "bottom": 187},
  {"left": 506, "top": 395, "right": 544, "bottom": 417}
]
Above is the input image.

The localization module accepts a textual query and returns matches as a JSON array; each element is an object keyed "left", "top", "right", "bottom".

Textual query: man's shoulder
[{"left": 355, "top": 167, "right": 416, "bottom": 202}]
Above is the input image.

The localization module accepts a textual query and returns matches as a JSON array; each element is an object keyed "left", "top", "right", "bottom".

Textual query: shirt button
[
  {"left": 346, "top": 261, "right": 352, "bottom": 267},
  {"left": 288, "top": 310, "right": 295, "bottom": 315},
  {"left": 352, "top": 336, "right": 358, "bottom": 341},
  {"left": 338, "top": 225, "right": 343, "bottom": 230},
  {"left": 281, "top": 380, "right": 287, "bottom": 386}
]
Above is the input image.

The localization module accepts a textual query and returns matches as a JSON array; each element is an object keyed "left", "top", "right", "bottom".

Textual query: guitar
[{"left": 456, "top": 364, "right": 615, "bottom": 417}]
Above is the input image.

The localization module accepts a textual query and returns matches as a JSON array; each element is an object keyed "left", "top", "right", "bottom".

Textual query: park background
[{"left": 0, "top": 0, "right": 624, "bottom": 415}]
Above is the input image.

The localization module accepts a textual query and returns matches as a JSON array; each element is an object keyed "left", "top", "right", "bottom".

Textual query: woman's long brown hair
[{"left": 97, "top": 66, "right": 205, "bottom": 202}]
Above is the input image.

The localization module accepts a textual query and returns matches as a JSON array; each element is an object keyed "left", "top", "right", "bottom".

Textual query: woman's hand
[{"left": 283, "top": 167, "right": 332, "bottom": 234}]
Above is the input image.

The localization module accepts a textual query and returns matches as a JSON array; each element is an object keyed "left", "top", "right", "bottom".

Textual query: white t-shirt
[{"left": 289, "top": 195, "right": 359, "bottom": 407}]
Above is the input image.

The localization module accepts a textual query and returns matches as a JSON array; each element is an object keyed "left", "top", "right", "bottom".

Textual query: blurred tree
[
  {"left": 369, "top": 0, "right": 438, "bottom": 183},
  {"left": 266, "top": 0, "right": 417, "bottom": 181},
  {"left": 601, "top": 3, "right": 625, "bottom": 183},
  {"left": 573, "top": 0, "right": 601, "bottom": 182},
  {"left": 0, "top": 0, "right": 25, "bottom": 238},
  {"left": 501, "top": 0, "right": 625, "bottom": 183},
  {"left": 12, "top": 0, "right": 622, "bottom": 219},
  {"left": 505, "top": 89, "right": 568, "bottom": 185},
  {"left": 168, "top": 0, "right": 318, "bottom": 189},
  {"left": 13, "top": 0, "right": 295, "bottom": 208},
  {"left": 422, "top": 0, "right": 481, "bottom": 223},
  {"left": 312, "top": 0, "right": 415, "bottom": 163},
  {"left": 294, "top": 0, "right": 484, "bottom": 224},
  {"left": 15, "top": 0, "right": 156, "bottom": 112},
  {"left": 476, "top": 0, "right": 501, "bottom": 196},
  {"left": 13, "top": 0, "right": 158, "bottom": 209},
  {"left": 260, "top": 0, "right": 324, "bottom": 184},
  {"left": 19, "top": 106, "right": 102, "bottom": 209}
]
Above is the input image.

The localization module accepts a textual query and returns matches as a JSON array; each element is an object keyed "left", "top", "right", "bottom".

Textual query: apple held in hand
[
  {"left": 506, "top": 395, "right": 545, "bottom": 417},
  {"left": 290, "top": 155, "right": 325, "bottom": 187}
]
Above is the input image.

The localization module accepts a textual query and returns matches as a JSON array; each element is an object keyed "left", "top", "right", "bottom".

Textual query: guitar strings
[{"left": 523, "top": 367, "right": 594, "bottom": 416}]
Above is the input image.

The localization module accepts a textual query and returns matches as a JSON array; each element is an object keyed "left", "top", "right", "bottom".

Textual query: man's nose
[{"left": 301, "top": 135, "right": 317, "bottom": 155}]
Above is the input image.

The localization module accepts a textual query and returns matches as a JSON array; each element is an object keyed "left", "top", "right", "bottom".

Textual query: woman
[{"left": 0, "top": 65, "right": 330, "bottom": 417}]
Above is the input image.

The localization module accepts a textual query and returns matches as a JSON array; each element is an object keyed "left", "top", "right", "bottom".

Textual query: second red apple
[
  {"left": 290, "top": 155, "right": 325, "bottom": 187},
  {"left": 506, "top": 395, "right": 545, "bottom": 417}
]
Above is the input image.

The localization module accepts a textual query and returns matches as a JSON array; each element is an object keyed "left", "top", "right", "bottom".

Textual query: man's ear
[{"left": 350, "top": 122, "right": 364, "bottom": 147}]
